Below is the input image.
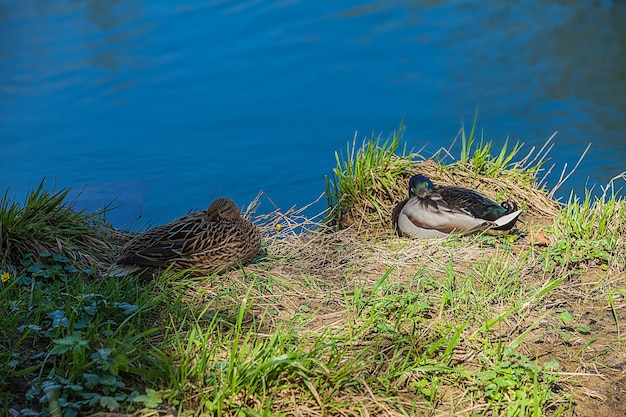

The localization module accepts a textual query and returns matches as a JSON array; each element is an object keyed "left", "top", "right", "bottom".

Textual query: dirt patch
[{"left": 513, "top": 265, "right": 626, "bottom": 417}]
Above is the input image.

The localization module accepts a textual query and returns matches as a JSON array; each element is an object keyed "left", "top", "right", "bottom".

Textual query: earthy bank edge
[{"left": 1, "top": 128, "right": 625, "bottom": 416}]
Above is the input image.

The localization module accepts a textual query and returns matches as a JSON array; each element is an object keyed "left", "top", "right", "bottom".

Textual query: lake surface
[{"left": 2, "top": 0, "right": 625, "bottom": 228}]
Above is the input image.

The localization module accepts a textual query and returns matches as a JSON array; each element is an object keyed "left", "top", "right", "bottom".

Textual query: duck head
[
  {"left": 207, "top": 197, "right": 241, "bottom": 220},
  {"left": 408, "top": 174, "right": 434, "bottom": 198}
]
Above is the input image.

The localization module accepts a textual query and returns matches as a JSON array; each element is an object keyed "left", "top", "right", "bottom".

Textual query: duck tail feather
[{"left": 493, "top": 209, "right": 524, "bottom": 230}]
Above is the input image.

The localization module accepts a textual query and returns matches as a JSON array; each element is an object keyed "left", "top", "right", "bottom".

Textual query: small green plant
[
  {"left": 540, "top": 237, "right": 617, "bottom": 271},
  {"left": 557, "top": 310, "right": 593, "bottom": 335},
  {"left": 1, "top": 251, "right": 168, "bottom": 416},
  {"left": 540, "top": 190, "right": 624, "bottom": 271},
  {"left": 556, "top": 190, "right": 623, "bottom": 241},
  {"left": 473, "top": 345, "right": 563, "bottom": 413}
]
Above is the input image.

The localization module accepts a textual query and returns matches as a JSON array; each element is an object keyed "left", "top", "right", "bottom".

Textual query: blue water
[{"left": 2, "top": 0, "right": 625, "bottom": 228}]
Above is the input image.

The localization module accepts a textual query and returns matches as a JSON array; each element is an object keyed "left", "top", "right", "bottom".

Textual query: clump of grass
[
  {"left": 326, "top": 121, "right": 560, "bottom": 234},
  {"left": 458, "top": 113, "right": 523, "bottom": 177},
  {"left": 540, "top": 189, "right": 626, "bottom": 271},
  {"left": 325, "top": 125, "right": 423, "bottom": 232},
  {"left": 0, "top": 180, "right": 129, "bottom": 271}
]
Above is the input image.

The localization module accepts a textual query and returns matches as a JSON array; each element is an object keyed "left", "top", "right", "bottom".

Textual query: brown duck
[{"left": 108, "top": 197, "right": 261, "bottom": 276}]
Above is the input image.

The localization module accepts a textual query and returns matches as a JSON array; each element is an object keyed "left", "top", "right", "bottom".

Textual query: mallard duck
[
  {"left": 391, "top": 174, "right": 523, "bottom": 239},
  {"left": 108, "top": 197, "right": 261, "bottom": 276}
]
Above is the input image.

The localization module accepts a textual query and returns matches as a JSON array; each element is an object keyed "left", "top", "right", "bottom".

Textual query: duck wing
[
  {"left": 118, "top": 211, "right": 206, "bottom": 257},
  {"left": 116, "top": 217, "right": 207, "bottom": 268},
  {"left": 117, "top": 217, "right": 262, "bottom": 273},
  {"left": 436, "top": 186, "right": 509, "bottom": 221}
]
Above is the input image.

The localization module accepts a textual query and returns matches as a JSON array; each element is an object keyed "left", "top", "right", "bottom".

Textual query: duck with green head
[{"left": 391, "top": 174, "right": 523, "bottom": 238}]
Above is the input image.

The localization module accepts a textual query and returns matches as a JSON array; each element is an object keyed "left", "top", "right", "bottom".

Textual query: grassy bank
[{"left": 1, "top": 126, "right": 625, "bottom": 417}]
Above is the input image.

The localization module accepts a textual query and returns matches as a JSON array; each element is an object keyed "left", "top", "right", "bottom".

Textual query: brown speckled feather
[{"left": 110, "top": 198, "right": 261, "bottom": 276}]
